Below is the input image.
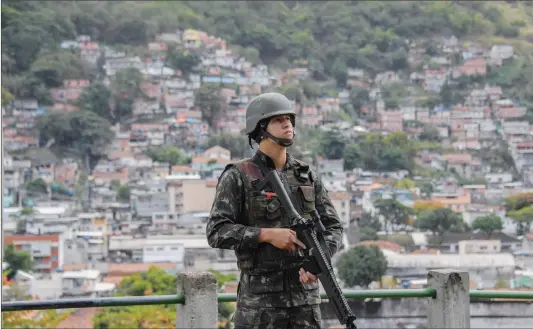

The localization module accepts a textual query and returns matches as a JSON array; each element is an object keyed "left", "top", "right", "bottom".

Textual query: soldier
[{"left": 206, "top": 92, "right": 344, "bottom": 329}]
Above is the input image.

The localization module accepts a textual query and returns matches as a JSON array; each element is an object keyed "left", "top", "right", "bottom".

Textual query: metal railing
[
  {"left": 3, "top": 288, "right": 533, "bottom": 312},
  {"left": 2, "top": 271, "right": 533, "bottom": 328}
]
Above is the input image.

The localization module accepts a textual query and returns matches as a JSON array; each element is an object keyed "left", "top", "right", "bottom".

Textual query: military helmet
[{"left": 245, "top": 92, "right": 296, "bottom": 134}]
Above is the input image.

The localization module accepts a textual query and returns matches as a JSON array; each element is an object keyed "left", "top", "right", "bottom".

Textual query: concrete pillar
[
  {"left": 176, "top": 271, "right": 218, "bottom": 329},
  {"left": 427, "top": 269, "right": 470, "bottom": 329}
]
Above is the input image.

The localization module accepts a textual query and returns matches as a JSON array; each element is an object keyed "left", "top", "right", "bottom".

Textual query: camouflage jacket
[{"left": 206, "top": 151, "right": 344, "bottom": 308}]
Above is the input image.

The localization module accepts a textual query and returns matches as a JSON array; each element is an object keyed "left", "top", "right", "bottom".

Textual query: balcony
[{"left": 2, "top": 270, "right": 533, "bottom": 328}]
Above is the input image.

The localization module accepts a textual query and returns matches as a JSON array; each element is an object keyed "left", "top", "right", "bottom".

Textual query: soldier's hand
[
  {"left": 260, "top": 228, "right": 306, "bottom": 251},
  {"left": 299, "top": 268, "right": 318, "bottom": 284}
]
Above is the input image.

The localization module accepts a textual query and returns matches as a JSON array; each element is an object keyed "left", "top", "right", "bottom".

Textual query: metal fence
[{"left": 2, "top": 270, "right": 533, "bottom": 328}]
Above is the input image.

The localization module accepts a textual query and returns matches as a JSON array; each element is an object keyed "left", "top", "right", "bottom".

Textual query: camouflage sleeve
[
  {"left": 206, "top": 166, "right": 262, "bottom": 250},
  {"left": 313, "top": 172, "right": 344, "bottom": 256}
]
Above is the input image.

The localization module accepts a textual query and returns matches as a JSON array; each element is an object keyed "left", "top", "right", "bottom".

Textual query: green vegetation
[
  {"left": 93, "top": 266, "right": 177, "bottom": 329},
  {"left": 414, "top": 208, "right": 470, "bottom": 237},
  {"left": 144, "top": 146, "right": 190, "bottom": 166},
  {"left": 35, "top": 110, "right": 114, "bottom": 170},
  {"left": 3, "top": 1, "right": 533, "bottom": 159},
  {"left": 357, "top": 212, "right": 382, "bottom": 242},
  {"left": 4, "top": 1, "right": 533, "bottom": 97},
  {"left": 92, "top": 267, "right": 236, "bottom": 329},
  {"left": 3, "top": 244, "right": 33, "bottom": 280},
  {"left": 472, "top": 214, "right": 503, "bottom": 238},
  {"left": 505, "top": 192, "right": 533, "bottom": 235},
  {"left": 336, "top": 245, "right": 387, "bottom": 288},
  {"left": 374, "top": 198, "right": 412, "bottom": 233}
]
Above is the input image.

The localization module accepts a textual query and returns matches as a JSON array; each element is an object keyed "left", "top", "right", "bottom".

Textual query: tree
[
  {"left": 359, "top": 227, "right": 378, "bottom": 241},
  {"left": 331, "top": 57, "right": 348, "bottom": 87},
  {"left": 93, "top": 305, "right": 176, "bottom": 329},
  {"left": 3, "top": 244, "right": 33, "bottom": 280},
  {"left": 318, "top": 129, "right": 346, "bottom": 159},
  {"left": 349, "top": 86, "right": 370, "bottom": 117},
  {"left": 414, "top": 207, "right": 467, "bottom": 236},
  {"left": 508, "top": 206, "right": 533, "bottom": 236},
  {"left": 439, "top": 79, "right": 453, "bottom": 107},
  {"left": 145, "top": 146, "right": 189, "bottom": 166},
  {"left": 419, "top": 124, "right": 441, "bottom": 142},
  {"left": 25, "top": 178, "right": 48, "bottom": 194},
  {"left": 116, "top": 185, "right": 130, "bottom": 203},
  {"left": 374, "top": 198, "right": 411, "bottom": 233},
  {"left": 15, "top": 206, "right": 34, "bottom": 234},
  {"left": 343, "top": 143, "right": 362, "bottom": 170},
  {"left": 472, "top": 214, "right": 503, "bottom": 238},
  {"left": 357, "top": 212, "right": 382, "bottom": 231},
  {"left": 2, "top": 308, "right": 70, "bottom": 329},
  {"left": 110, "top": 179, "right": 121, "bottom": 190},
  {"left": 395, "top": 178, "right": 415, "bottom": 189},
  {"left": 278, "top": 83, "right": 305, "bottom": 104},
  {"left": 93, "top": 266, "right": 176, "bottom": 329},
  {"left": 381, "top": 83, "right": 407, "bottom": 110},
  {"left": 505, "top": 192, "right": 533, "bottom": 235},
  {"left": 336, "top": 245, "right": 387, "bottom": 288},
  {"left": 76, "top": 82, "right": 113, "bottom": 122},
  {"left": 412, "top": 200, "right": 444, "bottom": 214},
  {"left": 167, "top": 46, "right": 201, "bottom": 77},
  {"left": 2, "top": 87, "right": 15, "bottom": 105},
  {"left": 36, "top": 111, "right": 114, "bottom": 170},
  {"left": 301, "top": 80, "right": 322, "bottom": 100},
  {"left": 356, "top": 212, "right": 382, "bottom": 242},
  {"left": 109, "top": 67, "right": 144, "bottom": 122},
  {"left": 194, "top": 84, "right": 227, "bottom": 128},
  {"left": 505, "top": 192, "right": 533, "bottom": 212},
  {"left": 30, "top": 50, "right": 92, "bottom": 87},
  {"left": 356, "top": 133, "right": 415, "bottom": 172}
]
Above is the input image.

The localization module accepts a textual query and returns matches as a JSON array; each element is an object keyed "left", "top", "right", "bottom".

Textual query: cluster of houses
[{"left": 3, "top": 29, "right": 533, "bottom": 306}]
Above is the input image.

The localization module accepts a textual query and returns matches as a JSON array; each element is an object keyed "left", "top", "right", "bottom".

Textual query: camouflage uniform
[{"left": 207, "top": 151, "right": 344, "bottom": 329}]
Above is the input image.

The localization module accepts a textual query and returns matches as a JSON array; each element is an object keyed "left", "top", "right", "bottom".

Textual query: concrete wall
[{"left": 320, "top": 299, "right": 533, "bottom": 329}]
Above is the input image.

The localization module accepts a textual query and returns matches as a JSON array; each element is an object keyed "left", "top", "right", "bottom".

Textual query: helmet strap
[{"left": 261, "top": 129, "right": 294, "bottom": 147}]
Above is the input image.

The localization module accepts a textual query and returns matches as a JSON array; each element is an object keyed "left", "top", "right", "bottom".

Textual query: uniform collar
[{"left": 253, "top": 150, "right": 297, "bottom": 171}]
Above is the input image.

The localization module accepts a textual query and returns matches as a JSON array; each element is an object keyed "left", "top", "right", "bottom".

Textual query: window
[
  {"left": 171, "top": 247, "right": 179, "bottom": 251},
  {"left": 157, "top": 247, "right": 164, "bottom": 251}
]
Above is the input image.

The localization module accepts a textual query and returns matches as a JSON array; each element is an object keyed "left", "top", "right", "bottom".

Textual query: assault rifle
[{"left": 256, "top": 169, "right": 358, "bottom": 329}]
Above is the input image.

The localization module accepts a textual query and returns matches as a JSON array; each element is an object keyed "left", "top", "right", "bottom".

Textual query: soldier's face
[{"left": 267, "top": 115, "right": 294, "bottom": 139}]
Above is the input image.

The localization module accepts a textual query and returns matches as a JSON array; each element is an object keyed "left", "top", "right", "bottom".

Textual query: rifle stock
[{"left": 259, "top": 170, "right": 358, "bottom": 329}]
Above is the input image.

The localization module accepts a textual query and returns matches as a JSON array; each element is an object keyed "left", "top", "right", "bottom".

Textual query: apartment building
[{"left": 3, "top": 234, "right": 62, "bottom": 273}]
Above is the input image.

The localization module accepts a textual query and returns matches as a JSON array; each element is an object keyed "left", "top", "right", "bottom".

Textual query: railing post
[
  {"left": 176, "top": 271, "right": 218, "bottom": 329},
  {"left": 427, "top": 269, "right": 470, "bottom": 329}
]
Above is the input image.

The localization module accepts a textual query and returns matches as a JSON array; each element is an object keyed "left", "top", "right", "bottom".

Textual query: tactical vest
[{"left": 229, "top": 157, "right": 316, "bottom": 274}]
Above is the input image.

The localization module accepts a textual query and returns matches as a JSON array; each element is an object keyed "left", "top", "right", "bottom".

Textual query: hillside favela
[{"left": 2, "top": 1, "right": 533, "bottom": 328}]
